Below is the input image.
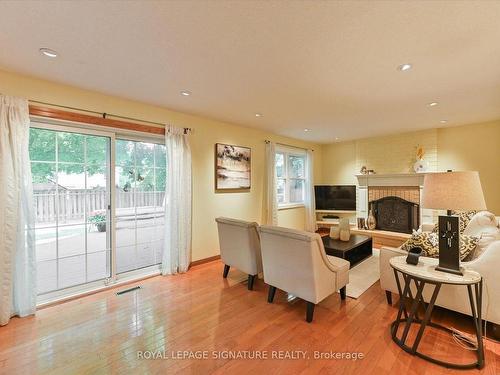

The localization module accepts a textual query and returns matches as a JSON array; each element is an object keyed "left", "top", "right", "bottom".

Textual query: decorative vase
[
  {"left": 329, "top": 226, "right": 340, "bottom": 240},
  {"left": 357, "top": 218, "right": 365, "bottom": 230},
  {"left": 339, "top": 218, "right": 351, "bottom": 241},
  {"left": 96, "top": 222, "right": 106, "bottom": 232},
  {"left": 367, "top": 210, "right": 377, "bottom": 230},
  {"left": 413, "top": 158, "right": 429, "bottom": 173}
]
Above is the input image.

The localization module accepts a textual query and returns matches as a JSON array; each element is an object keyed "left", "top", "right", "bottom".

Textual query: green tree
[{"left": 29, "top": 129, "right": 167, "bottom": 191}]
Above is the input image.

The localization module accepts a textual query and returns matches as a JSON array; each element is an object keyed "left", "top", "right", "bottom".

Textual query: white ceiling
[{"left": 1, "top": 1, "right": 500, "bottom": 143}]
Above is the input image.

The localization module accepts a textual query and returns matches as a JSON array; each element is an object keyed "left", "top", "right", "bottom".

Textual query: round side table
[{"left": 389, "top": 256, "right": 484, "bottom": 369}]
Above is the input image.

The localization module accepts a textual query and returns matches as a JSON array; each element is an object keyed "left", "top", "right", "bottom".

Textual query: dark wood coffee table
[{"left": 322, "top": 234, "right": 373, "bottom": 268}]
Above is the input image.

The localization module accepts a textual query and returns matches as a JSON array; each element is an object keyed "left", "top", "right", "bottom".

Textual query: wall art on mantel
[{"left": 215, "top": 143, "right": 251, "bottom": 190}]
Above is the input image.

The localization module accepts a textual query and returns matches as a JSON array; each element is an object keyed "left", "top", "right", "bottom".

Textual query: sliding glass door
[
  {"left": 115, "top": 140, "right": 166, "bottom": 273},
  {"left": 30, "top": 125, "right": 112, "bottom": 295},
  {"left": 30, "top": 122, "right": 167, "bottom": 301}
]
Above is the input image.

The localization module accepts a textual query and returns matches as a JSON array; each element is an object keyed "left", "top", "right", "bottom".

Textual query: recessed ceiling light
[
  {"left": 255, "top": 113, "right": 263, "bottom": 117},
  {"left": 39, "top": 48, "right": 58, "bottom": 58},
  {"left": 428, "top": 102, "right": 438, "bottom": 107},
  {"left": 398, "top": 63, "right": 412, "bottom": 71},
  {"left": 440, "top": 120, "right": 447, "bottom": 123},
  {"left": 304, "top": 128, "right": 310, "bottom": 132},
  {"left": 180, "top": 90, "right": 191, "bottom": 96}
]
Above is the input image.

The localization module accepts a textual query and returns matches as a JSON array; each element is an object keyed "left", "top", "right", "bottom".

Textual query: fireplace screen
[{"left": 369, "top": 196, "right": 419, "bottom": 234}]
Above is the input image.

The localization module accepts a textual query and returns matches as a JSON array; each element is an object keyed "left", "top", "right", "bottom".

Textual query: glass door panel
[
  {"left": 115, "top": 140, "right": 166, "bottom": 273},
  {"left": 30, "top": 127, "right": 111, "bottom": 295}
]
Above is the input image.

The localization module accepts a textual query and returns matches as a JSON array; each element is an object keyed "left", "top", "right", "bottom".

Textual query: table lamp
[{"left": 422, "top": 171, "right": 486, "bottom": 275}]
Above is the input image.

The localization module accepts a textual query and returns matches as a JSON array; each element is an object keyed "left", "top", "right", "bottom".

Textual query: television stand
[
  {"left": 316, "top": 210, "right": 356, "bottom": 214},
  {"left": 322, "top": 214, "right": 339, "bottom": 219},
  {"left": 316, "top": 209, "right": 357, "bottom": 227}
]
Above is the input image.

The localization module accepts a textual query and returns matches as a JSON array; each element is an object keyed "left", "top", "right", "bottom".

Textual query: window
[{"left": 276, "top": 147, "right": 306, "bottom": 207}]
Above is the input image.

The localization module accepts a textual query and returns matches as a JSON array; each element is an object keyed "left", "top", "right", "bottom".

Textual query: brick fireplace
[
  {"left": 356, "top": 173, "right": 433, "bottom": 234},
  {"left": 368, "top": 186, "right": 420, "bottom": 234}
]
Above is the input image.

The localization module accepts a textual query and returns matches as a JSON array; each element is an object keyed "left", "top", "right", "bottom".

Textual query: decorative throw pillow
[
  {"left": 451, "top": 210, "right": 477, "bottom": 234},
  {"left": 401, "top": 232, "right": 479, "bottom": 261},
  {"left": 431, "top": 211, "right": 477, "bottom": 235},
  {"left": 459, "top": 235, "right": 480, "bottom": 260},
  {"left": 401, "top": 232, "right": 439, "bottom": 258}
]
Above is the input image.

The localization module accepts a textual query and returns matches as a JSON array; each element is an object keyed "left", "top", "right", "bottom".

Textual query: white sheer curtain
[
  {"left": 162, "top": 125, "right": 192, "bottom": 274},
  {"left": 265, "top": 141, "right": 278, "bottom": 225},
  {"left": 0, "top": 95, "right": 36, "bottom": 326},
  {"left": 304, "top": 149, "right": 316, "bottom": 232}
]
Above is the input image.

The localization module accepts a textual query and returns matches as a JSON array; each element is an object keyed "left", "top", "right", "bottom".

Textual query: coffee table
[{"left": 322, "top": 234, "right": 373, "bottom": 268}]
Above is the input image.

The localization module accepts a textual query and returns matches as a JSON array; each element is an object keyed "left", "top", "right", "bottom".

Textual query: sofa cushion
[
  {"left": 460, "top": 211, "right": 500, "bottom": 260},
  {"left": 463, "top": 211, "right": 499, "bottom": 237},
  {"left": 466, "top": 232, "right": 500, "bottom": 260},
  {"left": 401, "top": 231, "right": 479, "bottom": 260}
]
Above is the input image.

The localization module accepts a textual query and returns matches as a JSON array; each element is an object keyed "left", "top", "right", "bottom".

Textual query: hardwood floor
[{"left": 0, "top": 260, "right": 499, "bottom": 374}]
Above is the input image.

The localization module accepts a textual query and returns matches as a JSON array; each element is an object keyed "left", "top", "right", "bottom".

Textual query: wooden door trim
[{"left": 29, "top": 105, "right": 165, "bottom": 135}]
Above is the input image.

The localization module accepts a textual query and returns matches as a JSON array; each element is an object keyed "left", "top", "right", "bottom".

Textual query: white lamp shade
[{"left": 422, "top": 171, "right": 486, "bottom": 211}]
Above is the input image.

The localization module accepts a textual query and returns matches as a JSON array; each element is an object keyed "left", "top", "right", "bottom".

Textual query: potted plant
[{"left": 89, "top": 210, "right": 106, "bottom": 232}]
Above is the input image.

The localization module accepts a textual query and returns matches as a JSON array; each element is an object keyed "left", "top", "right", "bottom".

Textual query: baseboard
[{"left": 190, "top": 255, "right": 221, "bottom": 268}]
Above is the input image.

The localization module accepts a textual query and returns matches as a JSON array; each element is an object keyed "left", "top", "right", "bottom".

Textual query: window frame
[{"left": 275, "top": 146, "right": 307, "bottom": 209}]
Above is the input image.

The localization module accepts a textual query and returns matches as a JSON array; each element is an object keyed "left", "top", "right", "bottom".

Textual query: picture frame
[{"left": 215, "top": 143, "right": 251, "bottom": 190}]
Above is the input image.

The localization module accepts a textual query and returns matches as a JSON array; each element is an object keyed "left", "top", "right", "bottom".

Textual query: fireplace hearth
[{"left": 369, "top": 196, "right": 419, "bottom": 234}]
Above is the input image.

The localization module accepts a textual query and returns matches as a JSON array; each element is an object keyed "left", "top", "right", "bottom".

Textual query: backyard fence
[{"left": 33, "top": 188, "right": 165, "bottom": 223}]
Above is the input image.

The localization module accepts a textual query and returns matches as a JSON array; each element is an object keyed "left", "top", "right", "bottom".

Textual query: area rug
[{"left": 345, "top": 248, "right": 380, "bottom": 299}]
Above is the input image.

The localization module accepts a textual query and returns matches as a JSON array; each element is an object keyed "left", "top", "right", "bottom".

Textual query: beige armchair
[
  {"left": 258, "top": 225, "right": 350, "bottom": 322},
  {"left": 215, "top": 217, "right": 262, "bottom": 290}
]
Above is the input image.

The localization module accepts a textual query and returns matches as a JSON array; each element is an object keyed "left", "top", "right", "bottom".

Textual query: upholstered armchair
[
  {"left": 215, "top": 217, "right": 262, "bottom": 290},
  {"left": 258, "top": 225, "right": 350, "bottom": 322}
]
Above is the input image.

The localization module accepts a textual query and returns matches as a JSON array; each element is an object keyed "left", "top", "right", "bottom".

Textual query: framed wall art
[{"left": 215, "top": 143, "right": 251, "bottom": 190}]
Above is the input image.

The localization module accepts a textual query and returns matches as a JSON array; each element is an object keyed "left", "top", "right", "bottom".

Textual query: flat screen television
[{"left": 315, "top": 185, "right": 356, "bottom": 211}]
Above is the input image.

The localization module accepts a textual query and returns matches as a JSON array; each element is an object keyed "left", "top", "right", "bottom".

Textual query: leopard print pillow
[
  {"left": 401, "top": 232, "right": 479, "bottom": 260},
  {"left": 431, "top": 210, "right": 477, "bottom": 235},
  {"left": 451, "top": 210, "right": 477, "bottom": 234},
  {"left": 401, "top": 232, "right": 439, "bottom": 258},
  {"left": 459, "top": 235, "right": 480, "bottom": 260}
]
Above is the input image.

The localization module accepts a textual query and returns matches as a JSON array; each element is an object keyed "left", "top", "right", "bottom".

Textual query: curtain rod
[
  {"left": 265, "top": 140, "right": 313, "bottom": 152},
  {"left": 28, "top": 99, "right": 192, "bottom": 132}
]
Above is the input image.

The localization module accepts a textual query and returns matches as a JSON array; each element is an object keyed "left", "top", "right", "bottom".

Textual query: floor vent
[{"left": 116, "top": 286, "right": 141, "bottom": 295}]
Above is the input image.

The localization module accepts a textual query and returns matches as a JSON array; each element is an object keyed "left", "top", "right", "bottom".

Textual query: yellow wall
[
  {"left": 321, "top": 123, "right": 500, "bottom": 214},
  {"left": 322, "top": 141, "right": 357, "bottom": 185},
  {"left": 355, "top": 129, "right": 438, "bottom": 174},
  {"left": 438, "top": 121, "right": 500, "bottom": 215},
  {"left": 0, "top": 69, "right": 322, "bottom": 262}
]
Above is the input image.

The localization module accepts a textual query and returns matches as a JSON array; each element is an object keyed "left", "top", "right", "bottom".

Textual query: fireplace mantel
[{"left": 356, "top": 173, "right": 426, "bottom": 187}]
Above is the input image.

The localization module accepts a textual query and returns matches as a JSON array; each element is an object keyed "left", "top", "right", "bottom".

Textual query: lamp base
[
  {"left": 435, "top": 265, "right": 463, "bottom": 276},
  {"left": 436, "top": 215, "right": 461, "bottom": 275}
]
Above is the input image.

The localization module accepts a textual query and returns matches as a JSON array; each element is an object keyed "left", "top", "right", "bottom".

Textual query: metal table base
[{"left": 391, "top": 268, "right": 484, "bottom": 370}]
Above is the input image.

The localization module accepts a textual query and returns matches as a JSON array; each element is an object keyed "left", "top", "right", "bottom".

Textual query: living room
[{"left": 0, "top": 1, "right": 499, "bottom": 374}]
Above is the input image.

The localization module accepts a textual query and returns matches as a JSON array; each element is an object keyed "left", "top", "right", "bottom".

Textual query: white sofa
[
  {"left": 380, "top": 212, "right": 500, "bottom": 327},
  {"left": 258, "top": 225, "right": 350, "bottom": 322}
]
